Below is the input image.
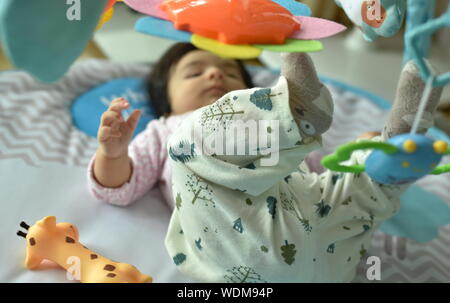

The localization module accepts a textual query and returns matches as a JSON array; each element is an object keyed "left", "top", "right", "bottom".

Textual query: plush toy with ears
[{"left": 16, "top": 216, "right": 152, "bottom": 283}]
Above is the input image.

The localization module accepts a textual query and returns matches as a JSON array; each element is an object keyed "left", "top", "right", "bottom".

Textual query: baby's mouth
[{"left": 204, "top": 86, "right": 227, "bottom": 96}]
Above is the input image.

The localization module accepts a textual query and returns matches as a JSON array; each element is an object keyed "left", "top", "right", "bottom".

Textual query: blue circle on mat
[{"left": 71, "top": 77, "right": 157, "bottom": 138}]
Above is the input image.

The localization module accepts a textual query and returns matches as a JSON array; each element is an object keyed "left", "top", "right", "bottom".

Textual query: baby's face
[{"left": 167, "top": 50, "right": 248, "bottom": 115}]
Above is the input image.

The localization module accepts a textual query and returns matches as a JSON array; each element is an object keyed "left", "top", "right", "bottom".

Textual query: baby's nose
[{"left": 205, "top": 67, "right": 225, "bottom": 80}]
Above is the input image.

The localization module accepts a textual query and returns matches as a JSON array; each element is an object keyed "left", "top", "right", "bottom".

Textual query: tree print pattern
[
  {"left": 266, "top": 196, "right": 277, "bottom": 219},
  {"left": 342, "top": 196, "right": 352, "bottom": 205},
  {"left": 327, "top": 243, "right": 335, "bottom": 254},
  {"left": 315, "top": 199, "right": 331, "bottom": 218},
  {"left": 169, "top": 141, "right": 196, "bottom": 163},
  {"left": 281, "top": 240, "right": 297, "bottom": 265},
  {"left": 249, "top": 88, "right": 282, "bottom": 111},
  {"left": 331, "top": 173, "right": 344, "bottom": 185},
  {"left": 224, "top": 266, "right": 267, "bottom": 283},
  {"left": 200, "top": 97, "right": 244, "bottom": 132},
  {"left": 185, "top": 174, "right": 215, "bottom": 207},
  {"left": 173, "top": 253, "right": 186, "bottom": 266},
  {"left": 195, "top": 238, "right": 202, "bottom": 250},
  {"left": 233, "top": 218, "right": 244, "bottom": 233},
  {"left": 352, "top": 211, "right": 375, "bottom": 233},
  {"left": 280, "top": 192, "right": 312, "bottom": 233},
  {"left": 176, "top": 193, "right": 182, "bottom": 210}
]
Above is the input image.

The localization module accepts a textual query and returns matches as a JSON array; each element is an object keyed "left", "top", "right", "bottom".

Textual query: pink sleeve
[{"left": 87, "top": 121, "right": 163, "bottom": 206}]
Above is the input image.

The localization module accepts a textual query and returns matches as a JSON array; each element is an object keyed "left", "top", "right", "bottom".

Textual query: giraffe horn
[
  {"left": 17, "top": 230, "right": 27, "bottom": 238},
  {"left": 20, "top": 221, "right": 30, "bottom": 230}
]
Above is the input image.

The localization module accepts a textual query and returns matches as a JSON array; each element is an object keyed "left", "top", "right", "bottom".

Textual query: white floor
[{"left": 94, "top": 3, "right": 450, "bottom": 105}]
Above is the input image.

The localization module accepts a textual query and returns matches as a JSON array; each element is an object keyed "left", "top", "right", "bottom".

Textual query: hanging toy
[
  {"left": 322, "top": 74, "right": 450, "bottom": 185},
  {"left": 0, "top": 0, "right": 121, "bottom": 82},
  {"left": 403, "top": 0, "right": 438, "bottom": 65},
  {"left": 322, "top": 4, "right": 450, "bottom": 185},
  {"left": 97, "top": 0, "right": 124, "bottom": 30},
  {"left": 321, "top": 133, "right": 449, "bottom": 185},
  {"left": 16, "top": 216, "right": 152, "bottom": 283},
  {"left": 125, "top": 0, "right": 347, "bottom": 59},
  {"left": 335, "top": 0, "right": 407, "bottom": 41},
  {"left": 405, "top": 3, "right": 450, "bottom": 87}
]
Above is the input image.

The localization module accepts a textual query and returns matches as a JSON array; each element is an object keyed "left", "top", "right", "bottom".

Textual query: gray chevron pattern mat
[
  {"left": 1, "top": 60, "right": 449, "bottom": 282},
  {"left": 0, "top": 60, "right": 150, "bottom": 167}
]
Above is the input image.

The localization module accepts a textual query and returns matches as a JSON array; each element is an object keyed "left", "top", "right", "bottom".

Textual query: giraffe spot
[
  {"left": 90, "top": 254, "right": 98, "bottom": 260},
  {"left": 65, "top": 236, "right": 75, "bottom": 243},
  {"left": 104, "top": 264, "right": 116, "bottom": 271},
  {"left": 29, "top": 238, "right": 36, "bottom": 246},
  {"left": 106, "top": 273, "right": 116, "bottom": 278}
]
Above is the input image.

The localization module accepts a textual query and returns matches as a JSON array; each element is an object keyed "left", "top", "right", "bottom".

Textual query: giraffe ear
[{"left": 37, "top": 216, "right": 57, "bottom": 229}]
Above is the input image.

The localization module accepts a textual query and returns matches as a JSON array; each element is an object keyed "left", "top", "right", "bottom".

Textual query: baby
[
  {"left": 88, "top": 43, "right": 254, "bottom": 207},
  {"left": 87, "top": 42, "right": 443, "bottom": 282}
]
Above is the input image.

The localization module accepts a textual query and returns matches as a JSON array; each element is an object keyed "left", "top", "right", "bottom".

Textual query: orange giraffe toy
[{"left": 16, "top": 216, "right": 152, "bottom": 283}]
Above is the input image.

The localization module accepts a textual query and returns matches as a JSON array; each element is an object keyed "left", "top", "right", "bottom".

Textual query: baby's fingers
[
  {"left": 126, "top": 109, "right": 142, "bottom": 131},
  {"left": 109, "top": 98, "right": 130, "bottom": 114},
  {"left": 101, "top": 111, "right": 123, "bottom": 127},
  {"left": 98, "top": 126, "right": 121, "bottom": 142}
]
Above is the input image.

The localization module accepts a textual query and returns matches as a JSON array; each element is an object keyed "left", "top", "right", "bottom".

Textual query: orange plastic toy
[
  {"left": 160, "top": 0, "right": 301, "bottom": 45},
  {"left": 16, "top": 216, "right": 152, "bottom": 283}
]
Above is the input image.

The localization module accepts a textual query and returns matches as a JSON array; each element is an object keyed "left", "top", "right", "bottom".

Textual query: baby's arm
[
  {"left": 93, "top": 153, "right": 132, "bottom": 189},
  {"left": 88, "top": 99, "right": 162, "bottom": 206},
  {"left": 93, "top": 98, "right": 139, "bottom": 188},
  {"left": 88, "top": 124, "right": 163, "bottom": 206},
  {"left": 293, "top": 60, "right": 444, "bottom": 241}
]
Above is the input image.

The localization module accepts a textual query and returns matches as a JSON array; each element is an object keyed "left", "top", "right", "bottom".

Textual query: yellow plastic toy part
[
  {"left": 97, "top": 6, "right": 115, "bottom": 30},
  {"left": 192, "top": 34, "right": 262, "bottom": 59},
  {"left": 254, "top": 39, "right": 323, "bottom": 53},
  {"left": 16, "top": 216, "right": 152, "bottom": 283},
  {"left": 96, "top": 0, "right": 124, "bottom": 30}
]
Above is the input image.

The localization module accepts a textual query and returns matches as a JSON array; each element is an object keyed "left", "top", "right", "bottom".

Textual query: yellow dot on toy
[
  {"left": 433, "top": 140, "right": 448, "bottom": 154},
  {"left": 402, "top": 161, "right": 410, "bottom": 168},
  {"left": 403, "top": 140, "right": 416, "bottom": 153},
  {"left": 192, "top": 34, "right": 262, "bottom": 59}
]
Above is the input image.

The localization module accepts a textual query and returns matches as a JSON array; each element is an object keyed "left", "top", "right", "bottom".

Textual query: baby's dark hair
[{"left": 145, "top": 42, "right": 254, "bottom": 118}]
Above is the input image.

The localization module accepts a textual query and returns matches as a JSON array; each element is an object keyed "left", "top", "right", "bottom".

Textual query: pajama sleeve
[
  {"left": 87, "top": 121, "right": 163, "bottom": 206},
  {"left": 167, "top": 76, "right": 327, "bottom": 197},
  {"left": 283, "top": 136, "right": 409, "bottom": 243}
]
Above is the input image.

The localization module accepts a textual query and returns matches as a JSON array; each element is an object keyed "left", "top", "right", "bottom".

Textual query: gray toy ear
[
  {"left": 394, "top": 60, "right": 443, "bottom": 112},
  {"left": 383, "top": 60, "right": 443, "bottom": 140},
  {"left": 281, "top": 52, "right": 334, "bottom": 137},
  {"left": 396, "top": 60, "right": 442, "bottom": 97}
]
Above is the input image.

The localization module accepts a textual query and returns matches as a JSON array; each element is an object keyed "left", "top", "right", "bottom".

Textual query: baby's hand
[
  {"left": 357, "top": 131, "right": 381, "bottom": 140},
  {"left": 97, "top": 98, "right": 141, "bottom": 159}
]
